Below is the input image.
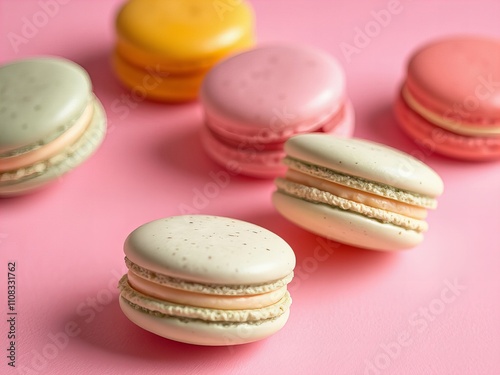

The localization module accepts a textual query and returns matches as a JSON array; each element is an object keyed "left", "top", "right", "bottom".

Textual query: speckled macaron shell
[
  {"left": 284, "top": 134, "right": 443, "bottom": 197},
  {"left": 124, "top": 215, "right": 295, "bottom": 287},
  {"left": 120, "top": 215, "right": 295, "bottom": 345},
  {"left": 0, "top": 57, "right": 92, "bottom": 156},
  {"left": 201, "top": 44, "right": 348, "bottom": 144},
  {"left": 272, "top": 192, "right": 423, "bottom": 251},
  {"left": 272, "top": 134, "right": 444, "bottom": 251},
  {"left": 119, "top": 297, "right": 290, "bottom": 346}
]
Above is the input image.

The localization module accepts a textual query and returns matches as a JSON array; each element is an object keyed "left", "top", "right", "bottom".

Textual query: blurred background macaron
[
  {"left": 200, "top": 44, "right": 354, "bottom": 178},
  {"left": 0, "top": 57, "right": 106, "bottom": 197},
  {"left": 119, "top": 215, "right": 296, "bottom": 346},
  {"left": 394, "top": 35, "right": 500, "bottom": 161},
  {"left": 113, "top": 0, "right": 255, "bottom": 102},
  {"left": 272, "top": 134, "right": 444, "bottom": 251}
]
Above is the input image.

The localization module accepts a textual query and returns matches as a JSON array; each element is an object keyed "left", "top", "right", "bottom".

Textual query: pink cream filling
[
  {"left": 286, "top": 169, "right": 428, "bottom": 220},
  {"left": 0, "top": 102, "right": 94, "bottom": 172},
  {"left": 127, "top": 271, "right": 287, "bottom": 310},
  {"left": 402, "top": 85, "right": 500, "bottom": 136},
  {"left": 204, "top": 102, "right": 348, "bottom": 151}
]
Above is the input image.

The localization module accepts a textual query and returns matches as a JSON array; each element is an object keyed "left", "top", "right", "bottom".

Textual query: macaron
[
  {"left": 272, "top": 134, "right": 444, "bottom": 251},
  {"left": 0, "top": 57, "right": 106, "bottom": 197},
  {"left": 113, "top": 0, "right": 255, "bottom": 102},
  {"left": 394, "top": 35, "right": 500, "bottom": 161},
  {"left": 119, "top": 215, "right": 296, "bottom": 346},
  {"left": 200, "top": 44, "right": 354, "bottom": 178}
]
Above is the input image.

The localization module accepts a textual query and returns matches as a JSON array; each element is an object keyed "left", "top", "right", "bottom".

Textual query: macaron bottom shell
[
  {"left": 272, "top": 191, "right": 423, "bottom": 251},
  {"left": 119, "top": 297, "right": 290, "bottom": 346},
  {"left": 112, "top": 52, "right": 207, "bottom": 102},
  {"left": 394, "top": 93, "right": 500, "bottom": 161},
  {"left": 200, "top": 100, "right": 355, "bottom": 179},
  {"left": 0, "top": 97, "right": 106, "bottom": 197}
]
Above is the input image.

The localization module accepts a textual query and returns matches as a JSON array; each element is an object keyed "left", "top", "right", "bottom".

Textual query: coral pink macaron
[
  {"left": 394, "top": 36, "right": 500, "bottom": 161},
  {"left": 200, "top": 44, "right": 354, "bottom": 178}
]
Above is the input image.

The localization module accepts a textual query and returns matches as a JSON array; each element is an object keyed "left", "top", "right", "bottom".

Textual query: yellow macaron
[{"left": 113, "top": 0, "right": 255, "bottom": 102}]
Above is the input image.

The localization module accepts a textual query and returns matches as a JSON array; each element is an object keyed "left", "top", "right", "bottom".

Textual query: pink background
[{"left": 1, "top": 0, "right": 500, "bottom": 374}]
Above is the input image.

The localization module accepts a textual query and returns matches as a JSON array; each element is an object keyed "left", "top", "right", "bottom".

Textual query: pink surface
[{"left": 1, "top": 0, "right": 500, "bottom": 374}]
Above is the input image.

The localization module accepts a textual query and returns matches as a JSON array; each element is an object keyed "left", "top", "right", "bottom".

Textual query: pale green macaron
[
  {"left": 0, "top": 57, "right": 106, "bottom": 196},
  {"left": 119, "top": 215, "right": 296, "bottom": 346},
  {"left": 273, "top": 134, "right": 444, "bottom": 251}
]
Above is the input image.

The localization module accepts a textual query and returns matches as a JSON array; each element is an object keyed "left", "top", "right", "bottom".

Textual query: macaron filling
[
  {"left": 284, "top": 169, "right": 428, "bottom": 219},
  {"left": 125, "top": 257, "right": 294, "bottom": 296},
  {"left": 0, "top": 101, "right": 94, "bottom": 172},
  {"left": 282, "top": 157, "right": 437, "bottom": 208},
  {"left": 119, "top": 275, "right": 291, "bottom": 323},
  {"left": 127, "top": 271, "right": 287, "bottom": 310},
  {"left": 275, "top": 157, "right": 438, "bottom": 232},
  {"left": 395, "top": 94, "right": 500, "bottom": 159},
  {"left": 402, "top": 85, "right": 500, "bottom": 136},
  {"left": 204, "top": 101, "right": 348, "bottom": 147},
  {"left": 119, "top": 215, "right": 296, "bottom": 344}
]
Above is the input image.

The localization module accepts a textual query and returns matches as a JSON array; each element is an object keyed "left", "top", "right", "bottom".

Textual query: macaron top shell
[
  {"left": 0, "top": 57, "right": 92, "bottom": 156},
  {"left": 124, "top": 215, "right": 296, "bottom": 286},
  {"left": 116, "top": 0, "right": 254, "bottom": 66},
  {"left": 285, "top": 134, "right": 444, "bottom": 198},
  {"left": 201, "top": 44, "right": 346, "bottom": 142},
  {"left": 405, "top": 36, "right": 500, "bottom": 127}
]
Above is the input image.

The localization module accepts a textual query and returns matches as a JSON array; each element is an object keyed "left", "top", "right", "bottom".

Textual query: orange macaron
[{"left": 113, "top": 0, "right": 255, "bottom": 102}]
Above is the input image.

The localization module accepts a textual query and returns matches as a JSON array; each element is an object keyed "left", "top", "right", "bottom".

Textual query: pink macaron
[
  {"left": 200, "top": 44, "right": 354, "bottom": 178},
  {"left": 394, "top": 35, "right": 500, "bottom": 161}
]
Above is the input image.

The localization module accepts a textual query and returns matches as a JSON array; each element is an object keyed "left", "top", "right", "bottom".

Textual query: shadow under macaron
[
  {"left": 366, "top": 103, "right": 486, "bottom": 167},
  {"left": 77, "top": 49, "right": 200, "bottom": 127},
  {"left": 362, "top": 103, "right": 412, "bottom": 149},
  {"left": 240, "top": 210, "right": 398, "bottom": 288},
  {"left": 68, "top": 294, "right": 265, "bottom": 361},
  {"left": 155, "top": 124, "right": 279, "bottom": 188},
  {"left": 155, "top": 125, "right": 212, "bottom": 177}
]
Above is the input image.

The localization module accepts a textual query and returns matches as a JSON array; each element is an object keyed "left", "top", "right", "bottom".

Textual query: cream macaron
[
  {"left": 0, "top": 57, "right": 106, "bottom": 196},
  {"left": 119, "top": 215, "right": 296, "bottom": 345},
  {"left": 272, "top": 134, "right": 444, "bottom": 251}
]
